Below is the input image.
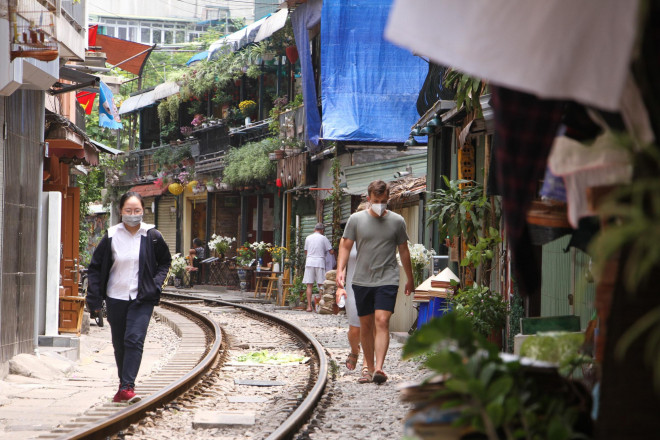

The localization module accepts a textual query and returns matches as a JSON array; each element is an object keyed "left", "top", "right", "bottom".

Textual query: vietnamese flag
[{"left": 76, "top": 91, "right": 96, "bottom": 115}]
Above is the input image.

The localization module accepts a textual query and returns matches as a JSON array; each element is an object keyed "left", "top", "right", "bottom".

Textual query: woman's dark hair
[
  {"left": 193, "top": 238, "right": 203, "bottom": 247},
  {"left": 119, "top": 191, "right": 144, "bottom": 210}
]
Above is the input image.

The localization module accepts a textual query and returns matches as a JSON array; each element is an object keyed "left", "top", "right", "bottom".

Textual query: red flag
[
  {"left": 88, "top": 25, "right": 98, "bottom": 48},
  {"left": 76, "top": 91, "right": 96, "bottom": 115}
]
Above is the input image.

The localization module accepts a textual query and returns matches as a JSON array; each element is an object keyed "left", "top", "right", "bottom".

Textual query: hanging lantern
[
  {"left": 168, "top": 182, "right": 184, "bottom": 195},
  {"left": 285, "top": 46, "right": 299, "bottom": 64},
  {"left": 276, "top": 178, "right": 283, "bottom": 187}
]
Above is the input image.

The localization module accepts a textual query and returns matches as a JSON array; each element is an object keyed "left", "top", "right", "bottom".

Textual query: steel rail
[
  {"left": 162, "top": 292, "right": 328, "bottom": 440},
  {"left": 57, "top": 300, "right": 222, "bottom": 440}
]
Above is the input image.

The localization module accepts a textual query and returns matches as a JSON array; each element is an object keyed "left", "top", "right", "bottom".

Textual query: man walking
[
  {"left": 337, "top": 180, "right": 414, "bottom": 384},
  {"left": 303, "top": 223, "right": 333, "bottom": 312}
]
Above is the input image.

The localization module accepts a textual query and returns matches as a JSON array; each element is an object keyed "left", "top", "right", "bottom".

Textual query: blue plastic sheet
[
  {"left": 320, "top": 0, "right": 427, "bottom": 143},
  {"left": 291, "top": 0, "right": 323, "bottom": 150}
]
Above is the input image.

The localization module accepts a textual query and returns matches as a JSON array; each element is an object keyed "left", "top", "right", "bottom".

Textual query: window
[
  {"left": 118, "top": 27, "right": 127, "bottom": 39},
  {"left": 129, "top": 27, "right": 137, "bottom": 41},
  {"left": 176, "top": 30, "right": 185, "bottom": 43},
  {"left": 188, "top": 32, "right": 198, "bottom": 42},
  {"left": 152, "top": 29, "right": 161, "bottom": 44},
  {"left": 164, "top": 30, "right": 173, "bottom": 44},
  {"left": 141, "top": 28, "right": 150, "bottom": 43},
  {"left": 105, "top": 26, "right": 115, "bottom": 37}
]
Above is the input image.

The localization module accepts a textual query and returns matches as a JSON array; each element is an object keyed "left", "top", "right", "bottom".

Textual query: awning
[
  {"left": 95, "top": 34, "right": 155, "bottom": 76},
  {"left": 186, "top": 51, "right": 208, "bottom": 66},
  {"left": 129, "top": 183, "right": 168, "bottom": 198},
  {"left": 49, "top": 66, "right": 100, "bottom": 95},
  {"left": 90, "top": 139, "right": 123, "bottom": 155},
  {"left": 255, "top": 9, "right": 288, "bottom": 42},
  {"left": 208, "top": 15, "right": 269, "bottom": 58},
  {"left": 119, "top": 82, "right": 180, "bottom": 115}
]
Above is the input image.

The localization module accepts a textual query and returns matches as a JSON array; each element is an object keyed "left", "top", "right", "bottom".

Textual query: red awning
[
  {"left": 95, "top": 34, "right": 154, "bottom": 76},
  {"left": 129, "top": 183, "right": 168, "bottom": 198}
]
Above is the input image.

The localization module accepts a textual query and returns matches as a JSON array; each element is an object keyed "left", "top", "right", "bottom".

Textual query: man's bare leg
[
  {"left": 359, "top": 314, "right": 375, "bottom": 373},
  {"left": 374, "top": 309, "right": 392, "bottom": 372},
  {"left": 305, "top": 283, "right": 313, "bottom": 311}
]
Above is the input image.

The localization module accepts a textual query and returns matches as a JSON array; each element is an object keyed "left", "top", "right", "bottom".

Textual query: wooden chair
[
  {"left": 264, "top": 271, "right": 280, "bottom": 301},
  {"left": 280, "top": 268, "right": 292, "bottom": 306}
]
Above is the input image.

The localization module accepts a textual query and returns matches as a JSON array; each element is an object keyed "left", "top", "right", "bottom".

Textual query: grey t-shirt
[{"left": 342, "top": 210, "right": 408, "bottom": 287}]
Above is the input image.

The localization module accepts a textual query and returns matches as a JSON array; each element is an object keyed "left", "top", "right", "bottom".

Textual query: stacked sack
[{"left": 319, "top": 270, "right": 337, "bottom": 314}]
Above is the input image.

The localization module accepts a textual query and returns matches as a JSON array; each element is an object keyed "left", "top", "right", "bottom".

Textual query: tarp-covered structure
[{"left": 320, "top": 0, "right": 427, "bottom": 143}]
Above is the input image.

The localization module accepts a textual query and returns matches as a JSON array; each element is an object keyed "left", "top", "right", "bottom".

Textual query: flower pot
[
  {"left": 272, "top": 262, "right": 280, "bottom": 273},
  {"left": 237, "top": 268, "right": 247, "bottom": 292},
  {"left": 206, "top": 184, "right": 215, "bottom": 192},
  {"left": 174, "top": 277, "right": 182, "bottom": 288},
  {"left": 245, "top": 116, "right": 251, "bottom": 126},
  {"left": 274, "top": 149, "right": 285, "bottom": 160}
]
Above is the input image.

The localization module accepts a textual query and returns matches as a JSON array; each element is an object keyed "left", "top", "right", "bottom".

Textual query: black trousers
[{"left": 106, "top": 297, "right": 154, "bottom": 389}]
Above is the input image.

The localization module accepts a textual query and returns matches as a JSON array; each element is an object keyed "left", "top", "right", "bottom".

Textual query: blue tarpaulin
[
  {"left": 320, "top": 0, "right": 427, "bottom": 143},
  {"left": 291, "top": 0, "right": 322, "bottom": 151},
  {"left": 186, "top": 51, "right": 208, "bottom": 65}
]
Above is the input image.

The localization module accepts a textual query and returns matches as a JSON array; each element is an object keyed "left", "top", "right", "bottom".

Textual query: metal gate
[
  {"left": 1, "top": 90, "right": 43, "bottom": 362},
  {"left": 157, "top": 195, "right": 177, "bottom": 253}
]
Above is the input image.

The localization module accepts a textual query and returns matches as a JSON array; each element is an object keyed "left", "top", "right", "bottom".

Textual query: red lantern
[
  {"left": 285, "top": 46, "right": 299, "bottom": 64},
  {"left": 276, "top": 178, "right": 283, "bottom": 187}
]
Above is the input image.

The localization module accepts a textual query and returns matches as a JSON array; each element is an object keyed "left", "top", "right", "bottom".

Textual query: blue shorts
[{"left": 351, "top": 284, "right": 398, "bottom": 316}]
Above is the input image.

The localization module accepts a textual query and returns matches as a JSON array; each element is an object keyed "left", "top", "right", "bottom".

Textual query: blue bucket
[{"left": 417, "top": 297, "right": 452, "bottom": 329}]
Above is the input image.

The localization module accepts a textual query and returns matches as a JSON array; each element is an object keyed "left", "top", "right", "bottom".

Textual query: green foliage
[
  {"left": 507, "top": 292, "right": 525, "bottom": 353},
  {"left": 286, "top": 226, "right": 306, "bottom": 278},
  {"left": 286, "top": 276, "right": 317, "bottom": 305},
  {"left": 404, "top": 313, "right": 585, "bottom": 440},
  {"left": 451, "top": 284, "right": 508, "bottom": 338},
  {"left": 152, "top": 144, "right": 192, "bottom": 170},
  {"left": 443, "top": 68, "right": 487, "bottom": 115},
  {"left": 427, "top": 176, "right": 492, "bottom": 245},
  {"left": 222, "top": 137, "right": 279, "bottom": 186},
  {"left": 328, "top": 152, "right": 342, "bottom": 249},
  {"left": 461, "top": 227, "right": 501, "bottom": 268},
  {"left": 520, "top": 333, "right": 589, "bottom": 375}
]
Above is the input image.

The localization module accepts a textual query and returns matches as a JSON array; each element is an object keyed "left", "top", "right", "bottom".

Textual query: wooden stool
[{"left": 280, "top": 268, "right": 292, "bottom": 306}]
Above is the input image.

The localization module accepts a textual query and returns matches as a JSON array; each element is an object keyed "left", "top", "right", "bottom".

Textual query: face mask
[
  {"left": 371, "top": 203, "right": 387, "bottom": 216},
  {"left": 123, "top": 214, "right": 143, "bottom": 227}
]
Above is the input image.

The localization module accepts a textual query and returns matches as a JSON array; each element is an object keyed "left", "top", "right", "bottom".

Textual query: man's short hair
[
  {"left": 367, "top": 180, "right": 389, "bottom": 197},
  {"left": 314, "top": 222, "right": 325, "bottom": 230}
]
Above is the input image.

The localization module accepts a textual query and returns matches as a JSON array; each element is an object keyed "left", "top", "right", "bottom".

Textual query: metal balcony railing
[{"left": 117, "top": 140, "right": 200, "bottom": 186}]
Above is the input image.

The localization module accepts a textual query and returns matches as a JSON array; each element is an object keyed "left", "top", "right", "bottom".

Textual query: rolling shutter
[{"left": 157, "top": 196, "right": 177, "bottom": 253}]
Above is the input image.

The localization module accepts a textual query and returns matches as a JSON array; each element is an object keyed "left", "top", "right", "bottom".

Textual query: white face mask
[
  {"left": 371, "top": 203, "right": 387, "bottom": 216},
  {"left": 123, "top": 214, "right": 143, "bottom": 227}
]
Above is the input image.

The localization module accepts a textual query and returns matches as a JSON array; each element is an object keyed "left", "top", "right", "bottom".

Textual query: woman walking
[{"left": 86, "top": 192, "right": 172, "bottom": 403}]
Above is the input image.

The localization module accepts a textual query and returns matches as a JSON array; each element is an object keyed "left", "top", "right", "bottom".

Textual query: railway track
[{"left": 43, "top": 293, "right": 327, "bottom": 440}]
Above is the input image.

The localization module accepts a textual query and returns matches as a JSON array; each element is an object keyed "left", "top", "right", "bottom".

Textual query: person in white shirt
[
  {"left": 303, "top": 223, "right": 333, "bottom": 312},
  {"left": 86, "top": 192, "right": 171, "bottom": 403}
]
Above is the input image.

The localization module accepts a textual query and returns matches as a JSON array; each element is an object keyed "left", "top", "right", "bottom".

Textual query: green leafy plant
[
  {"left": 328, "top": 152, "right": 342, "bottom": 249},
  {"left": 461, "top": 227, "right": 502, "bottom": 286},
  {"left": 443, "top": 68, "right": 487, "bottom": 115},
  {"left": 152, "top": 144, "right": 192, "bottom": 170},
  {"left": 403, "top": 313, "right": 587, "bottom": 440},
  {"left": 427, "top": 176, "right": 492, "bottom": 245},
  {"left": 236, "top": 243, "right": 255, "bottom": 267},
  {"left": 451, "top": 284, "right": 508, "bottom": 338},
  {"left": 286, "top": 226, "right": 307, "bottom": 278},
  {"left": 286, "top": 276, "right": 317, "bottom": 305},
  {"left": 222, "top": 137, "right": 279, "bottom": 186}
]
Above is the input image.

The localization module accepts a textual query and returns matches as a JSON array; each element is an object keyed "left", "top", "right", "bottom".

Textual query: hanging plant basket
[
  {"left": 168, "top": 182, "right": 184, "bottom": 195},
  {"left": 187, "top": 180, "right": 198, "bottom": 192}
]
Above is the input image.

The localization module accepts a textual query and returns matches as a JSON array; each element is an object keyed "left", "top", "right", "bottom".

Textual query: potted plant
[
  {"left": 450, "top": 284, "right": 508, "bottom": 344},
  {"left": 239, "top": 100, "right": 257, "bottom": 125},
  {"left": 268, "top": 245, "right": 286, "bottom": 272},
  {"left": 170, "top": 254, "right": 187, "bottom": 287},
  {"left": 236, "top": 243, "right": 255, "bottom": 291},
  {"left": 249, "top": 241, "right": 273, "bottom": 267},
  {"left": 286, "top": 276, "right": 317, "bottom": 308},
  {"left": 209, "top": 234, "right": 235, "bottom": 259}
]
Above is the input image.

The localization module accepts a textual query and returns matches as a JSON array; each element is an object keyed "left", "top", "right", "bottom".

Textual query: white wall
[{"left": 88, "top": 0, "right": 255, "bottom": 21}]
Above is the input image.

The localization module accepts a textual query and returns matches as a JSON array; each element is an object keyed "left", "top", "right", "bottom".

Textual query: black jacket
[{"left": 86, "top": 225, "right": 172, "bottom": 311}]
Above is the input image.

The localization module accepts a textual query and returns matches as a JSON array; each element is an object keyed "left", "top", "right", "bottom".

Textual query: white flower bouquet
[
  {"left": 209, "top": 234, "right": 235, "bottom": 256},
  {"left": 397, "top": 241, "right": 435, "bottom": 287},
  {"left": 249, "top": 241, "right": 273, "bottom": 259},
  {"left": 171, "top": 253, "right": 187, "bottom": 277}
]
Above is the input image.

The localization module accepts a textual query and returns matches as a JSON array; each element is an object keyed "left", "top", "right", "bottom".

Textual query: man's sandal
[
  {"left": 373, "top": 369, "right": 388, "bottom": 384},
  {"left": 345, "top": 352, "right": 359, "bottom": 370},
  {"left": 357, "top": 367, "right": 373, "bottom": 384}
]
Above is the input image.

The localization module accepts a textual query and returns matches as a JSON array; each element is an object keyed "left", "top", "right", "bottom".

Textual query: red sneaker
[{"left": 113, "top": 387, "right": 141, "bottom": 403}]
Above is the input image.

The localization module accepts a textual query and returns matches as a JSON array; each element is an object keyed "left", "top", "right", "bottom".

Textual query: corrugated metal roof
[{"left": 344, "top": 153, "right": 427, "bottom": 195}]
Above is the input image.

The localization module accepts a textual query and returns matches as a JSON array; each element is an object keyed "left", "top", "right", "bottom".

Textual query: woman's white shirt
[{"left": 107, "top": 222, "right": 149, "bottom": 301}]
